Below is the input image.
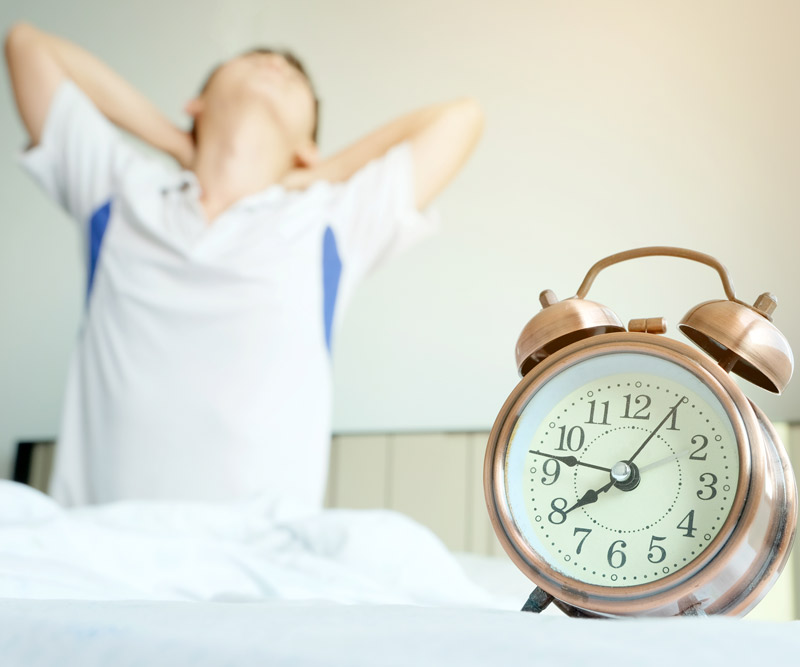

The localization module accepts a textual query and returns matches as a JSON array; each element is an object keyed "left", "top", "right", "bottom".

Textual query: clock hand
[
  {"left": 638, "top": 449, "right": 690, "bottom": 474},
  {"left": 628, "top": 395, "right": 687, "bottom": 463},
  {"left": 564, "top": 478, "right": 615, "bottom": 515},
  {"left": 529, "top": 450, "right": 612, "bottom": 473}
]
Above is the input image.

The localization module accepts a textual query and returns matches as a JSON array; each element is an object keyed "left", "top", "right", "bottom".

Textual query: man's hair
[{"left": 189, "top": 47, "right": 320, "bottom": 146}]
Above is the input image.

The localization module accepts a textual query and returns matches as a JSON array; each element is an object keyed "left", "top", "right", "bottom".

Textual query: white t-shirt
[{"left": 15, "top": 78, "right": 440, "bottom": 515}]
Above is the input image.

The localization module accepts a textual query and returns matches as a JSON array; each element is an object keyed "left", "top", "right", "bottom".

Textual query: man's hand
[
  {"left": 169, "top": 130, "right": 196, "bottom": 171},
  {"left": 279, "top": 164, "right": 316, "bottom": 191}
]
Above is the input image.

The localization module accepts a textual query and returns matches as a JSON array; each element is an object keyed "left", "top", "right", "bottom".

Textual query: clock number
[
  {"left": 689, "top": 434, "right": 709, "bottom": 461},
  {"left": 665, "top": 403, "right": 681, "bottom": 431},
  {"left": 697, "top": 473, "right": 718, "bottom": 500},
  {"left": 541, "top": 459, "right": 560, "bottom": 486},
  {"left": 677, "top": 510, "right": 697, "bottom": 538},
  {"left": 647, "top": 535, "right": 667, "bottom": 564},
  {"left": 621, "top": 394, "right": 651, "bottom": 420},
  {"left": 556, "top": 425, "right": 585, "bottom": 452},
  {"left": 586, "top": 400, "right": 610, "bottom": 425},
  {"left": 548, "top": 497, "right": 568, "bottom": 525},
  {"left": 607, "top": 540, "right": 627, "bottom": 569},
  {"left": 573, "top": 527, "right": 592, "bottom": 554}
]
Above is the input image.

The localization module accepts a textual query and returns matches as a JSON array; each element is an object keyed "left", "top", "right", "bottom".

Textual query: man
[{"left": 5, "top": 22, "right": 484, "bottom": 516}]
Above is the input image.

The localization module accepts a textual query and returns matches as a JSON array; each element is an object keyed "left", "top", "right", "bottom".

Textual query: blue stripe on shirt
[
  {"left": 87, "top": 199, "right": 112, "bottom": 301},
  {"left": 322, "top": 225, "right": 342, "bottom": 352}
]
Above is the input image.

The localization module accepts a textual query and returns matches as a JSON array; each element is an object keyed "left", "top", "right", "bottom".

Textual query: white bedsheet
[
  {"left": 0, "top": 480, "right": 497, "bottom": 607},
  {"left": 1, "top": 598, "right": 798, "bottom": 667},
  {"left": 2, "top": 481, "right": 799, "bottom": 666}
]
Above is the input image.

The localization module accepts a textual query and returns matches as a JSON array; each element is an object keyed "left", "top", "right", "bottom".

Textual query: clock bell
[{"left": 514, "top": 246, "right": 794, "bottom": 392}]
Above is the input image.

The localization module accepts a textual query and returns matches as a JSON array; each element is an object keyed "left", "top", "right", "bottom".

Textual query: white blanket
[
  {"left": 2, "top": 482, "right": 799, "bottom": 666},
  {"left": 0, "top": 480, "right": 498, "bottom": 607}
]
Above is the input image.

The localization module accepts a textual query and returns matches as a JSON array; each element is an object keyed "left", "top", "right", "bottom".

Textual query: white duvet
[
  {"left": 0, "top": 481, "right": 498, "bottom": 607},
  {"left": 3, "top": 482, "right": 800, "bottom": 667}
]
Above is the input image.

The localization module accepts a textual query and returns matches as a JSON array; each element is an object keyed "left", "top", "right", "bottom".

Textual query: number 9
[{"left": 541, "top": 458, "right": 561, "bottom": 486}]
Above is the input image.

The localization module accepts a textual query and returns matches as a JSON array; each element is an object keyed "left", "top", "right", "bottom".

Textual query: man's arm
[
  {"left": 284, "top": 97, "right": 484, "bottom": 210},
  {"left": 4, "top": 22, "right": 193, "bottom": 168}
]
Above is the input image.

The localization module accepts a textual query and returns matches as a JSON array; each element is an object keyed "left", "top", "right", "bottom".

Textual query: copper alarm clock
[{"left": 484, "top": 247, "right": 795, "bottom": 617}]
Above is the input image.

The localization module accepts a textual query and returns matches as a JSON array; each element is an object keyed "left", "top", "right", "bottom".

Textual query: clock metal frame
[{"left": 485, "top": 331, "right": 796, "bottom": 617}]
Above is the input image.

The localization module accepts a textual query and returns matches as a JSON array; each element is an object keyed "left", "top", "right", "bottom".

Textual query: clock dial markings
[
  {"left": 511, "top": 363, "right": 739, "bottom": 588},
  {"left": 568, "top": 426, "right": 683, "bottom": 533}
]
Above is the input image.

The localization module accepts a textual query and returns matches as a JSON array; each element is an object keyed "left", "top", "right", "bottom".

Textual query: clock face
[{"left": 504, "top": 351, "right": 742, "bottom": 588}]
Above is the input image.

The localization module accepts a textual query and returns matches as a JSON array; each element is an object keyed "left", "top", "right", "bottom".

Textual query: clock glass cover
[{"left": 505, "top": 351, "right": 742, "bottom": 588}]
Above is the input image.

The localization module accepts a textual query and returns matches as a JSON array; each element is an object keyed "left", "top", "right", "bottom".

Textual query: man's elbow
[
  {"left": 4, "top": 22, "right": 37, "bottom": 61},
  {"left": 455, "top": 96, "right": 485, "bottom": 124},
  {"left": 449, "top": 96, "right": 485, "bottom": 142}
]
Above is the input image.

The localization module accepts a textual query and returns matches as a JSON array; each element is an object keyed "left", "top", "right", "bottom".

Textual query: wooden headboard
[
  {"left": 12, "top": 425, "right": 800, "bottom": 619},
  {"left": 13, "top": 431, "right": 502, "bottom": 555}
]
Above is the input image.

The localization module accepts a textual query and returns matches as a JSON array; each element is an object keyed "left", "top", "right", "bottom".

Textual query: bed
[
  {"left": 0, "top": 480, "right": 798, "bottom": 666},
  {"left": 3, "top": 430, "right": 799, "bottom": 665},
  {"left": 3, "top": 597, "right": 798, "bottom": 666}
]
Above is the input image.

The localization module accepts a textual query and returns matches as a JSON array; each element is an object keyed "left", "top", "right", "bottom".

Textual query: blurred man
[{"left": 5, "top": 22, "right": 483, "bottom": 515}]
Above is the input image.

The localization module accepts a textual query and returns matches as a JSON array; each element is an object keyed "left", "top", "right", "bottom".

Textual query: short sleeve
[
  {"left": 327, "top": 140, "right": 442, "bottom": 283},
  {"left": 15, "top": 77, "right": 138, "bottom": 231}
]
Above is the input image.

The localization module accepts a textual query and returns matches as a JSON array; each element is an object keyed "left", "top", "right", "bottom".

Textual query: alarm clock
[{"left": 484, "top": 247, "right": 796, "bottom": 617}]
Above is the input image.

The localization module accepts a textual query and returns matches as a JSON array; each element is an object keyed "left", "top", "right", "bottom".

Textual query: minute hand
[{"left": 628, "top": 395, "right": 686, "bottom": 464}]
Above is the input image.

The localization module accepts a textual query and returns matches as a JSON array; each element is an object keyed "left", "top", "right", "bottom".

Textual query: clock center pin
[
  {"left": 610, "top": 460, "right": 641, "bottom": 491},
  {"left": 611, "top": 461, "right": 631, "bottom": 481}
]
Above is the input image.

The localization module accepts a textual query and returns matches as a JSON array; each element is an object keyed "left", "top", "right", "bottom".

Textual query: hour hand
[
  {"left": 529, "top": 450, "right": 611, "bottom": 473},
  {"left": 564, "top": 479, "right": 615, "bottom": 515}
]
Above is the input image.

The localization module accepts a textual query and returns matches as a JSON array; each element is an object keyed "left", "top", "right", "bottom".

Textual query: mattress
[{"left": 1, "top": 598, "right": 798, "bottom": 666}]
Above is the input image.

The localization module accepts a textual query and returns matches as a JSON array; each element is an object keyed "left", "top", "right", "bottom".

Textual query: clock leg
[
  {"left": 679, "top": 604, "right": 707, "bottom": 617},
  {"left": 678, "top": 594, "right": 707, "bottom": 617},
  {"left": 681, "top": 607, "right": 707, "bottom": 617},
  {"left": 521, "top": 587, "right": 554, "bottom": 613}
]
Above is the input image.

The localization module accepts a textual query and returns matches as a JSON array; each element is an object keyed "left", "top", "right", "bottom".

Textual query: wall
[{"left": 1, "top": 1, "right": 799, "bottom": 476}]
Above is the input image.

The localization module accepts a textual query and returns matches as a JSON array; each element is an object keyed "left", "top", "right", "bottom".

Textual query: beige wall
[{"left": 1, "top": 1, "right": 799, "bottom": 477}]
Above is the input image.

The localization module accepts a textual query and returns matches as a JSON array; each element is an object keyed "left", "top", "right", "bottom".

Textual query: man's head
[{"left": 185, "top": 47, "right": 320, "bottom": 169}]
